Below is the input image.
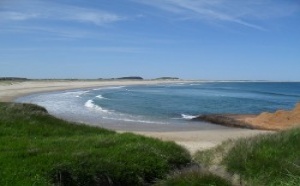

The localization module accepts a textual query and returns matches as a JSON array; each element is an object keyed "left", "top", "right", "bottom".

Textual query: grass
[
  {"left": 0, "top": 102, "right": 191, "bottom": 185},
  {"left": 154, "top": 167, "right": 232, "bottom": 186},
  {"left": 194, "top": 127, "right": 300, "bottom": 186},
  {"left": 2, "top": 101, "right": 299, "bottom": 185},
  {"left": 224, "top": 127, "right": 300, "bottom": 186}
]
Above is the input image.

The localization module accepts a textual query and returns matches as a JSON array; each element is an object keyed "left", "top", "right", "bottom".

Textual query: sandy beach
[
  {"left": 0, "top": 80, "right": 270, "bottom": 153},
  {"left": 0, "top": 80, "right": 183, "bottom": 102}
]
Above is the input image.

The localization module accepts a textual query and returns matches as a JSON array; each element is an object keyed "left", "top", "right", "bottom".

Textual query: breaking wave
[
  {"left": 181, "top": 114, "right": 197, "bottom": 120},
  {"left": 95, "top": 95, "right": 107, "bottom": 99},
  {"left": 84, "top": 100, "right": 110, "bottom": 113}
]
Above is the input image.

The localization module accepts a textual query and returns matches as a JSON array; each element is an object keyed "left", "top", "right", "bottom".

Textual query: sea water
[{"left": 16, "top": 82, "right": 300, "bottom": 129}]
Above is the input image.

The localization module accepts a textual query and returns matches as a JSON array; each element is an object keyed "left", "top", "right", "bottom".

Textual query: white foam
[
  {"left": 181, "top": 114, "right": 197, "bottom": 120},
  {"left": 95, "top": 95, "right": 107, "bottom": 99},
  {"left": 62, "top": 90, "right": 89, "bottom": 98},
  {"left": 84, "top": 100, "right": 110, "bottom": 113},
  {"left": 93, "top": 86, "right": 125, "bottom": 91}
]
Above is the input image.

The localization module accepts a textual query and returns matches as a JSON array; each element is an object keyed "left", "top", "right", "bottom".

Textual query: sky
[{"left": 0, "top": 0, "right": 300, "bottom": 80}]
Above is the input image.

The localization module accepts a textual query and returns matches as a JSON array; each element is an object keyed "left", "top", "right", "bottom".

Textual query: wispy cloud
[
  {"left": 0, "top": 46, "right": 144, "bottom": 54},
  {"left": 0, "top": 25, "right": 94, "bottom": 39},
  {"left": 0, "top": 11, "right": 38, "bottom": 21},
  {"left": 0, "top": 0, "right": 126, "bottom": 39},
  {"left": 0, "top": 0, "right": 125, "bottom": 25},
  {"left": 133, "top": 0, "right": 299, "bottom": 30}
]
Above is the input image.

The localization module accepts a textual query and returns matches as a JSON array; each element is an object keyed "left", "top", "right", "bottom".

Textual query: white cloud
[
  {"left": 0, "top": 25, "right": 93, "bottom": 39},
  {"left": 0, "top": 11, "right": 38, "bottom": 21},
  {"left": 134, "top": 0, "right": 299, "bottom": 30},
  {"left": 0, "top": 0, "right": 124, "bottom": 25},
  {"left": 64, "top": 9, "right": 124, "bottom": 25},
  {"left": 0, "top": 0, "right": 126, "bottom": 39}
]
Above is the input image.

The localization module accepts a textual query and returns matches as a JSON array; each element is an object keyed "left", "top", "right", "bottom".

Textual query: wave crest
[
  {"left": 84, "top": 100, "right": 110, "bottom": 113},
  {"left": 181, "top": 114, "right": 197, "bottom": 120},
  {"left": 96, "top": 95, "right": 107, "bottom": 99}
]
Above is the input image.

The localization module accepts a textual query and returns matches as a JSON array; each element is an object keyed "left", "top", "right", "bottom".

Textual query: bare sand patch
[{"left": 133, "top": 129, "right": 269, "bottom": 154}]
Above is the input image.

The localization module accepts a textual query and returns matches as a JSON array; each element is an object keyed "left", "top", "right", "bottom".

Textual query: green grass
[
  {"left": 223, "top": 127, "right": 300, "bottom": 186},
  {"left": 0, "top": 102, "right": 191, "bottom": 185},
  {"left": 3, "top": 102, "right": 299, "bottom": 185},
  {"left": 154, "top": 168, "right": 232, "bottom": 186},
  {"left": 195, "top": 127, "right": 300, "bottom": 186}
]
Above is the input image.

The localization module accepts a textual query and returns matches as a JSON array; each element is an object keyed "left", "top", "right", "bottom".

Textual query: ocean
[{"left": 16, "top": 82, "right": 300, "bottom": 130}]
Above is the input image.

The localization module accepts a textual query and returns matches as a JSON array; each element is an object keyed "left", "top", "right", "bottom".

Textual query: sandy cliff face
[{"left": 245, "top": 103, "right": 300, "bottom": 130}]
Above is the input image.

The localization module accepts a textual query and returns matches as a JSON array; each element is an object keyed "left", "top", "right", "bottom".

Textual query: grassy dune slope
[
  {"left": 194, "top": 127, "right": 300, "bottom": 186},
  {"left": 2, "top": 102, "right": 299, "bottom": 185},
  {"left": 224, "top": 127, "right": 300, "bottom": 185},
  {"left": 0, "top": 103, "right": 191, "bottom": 185}
]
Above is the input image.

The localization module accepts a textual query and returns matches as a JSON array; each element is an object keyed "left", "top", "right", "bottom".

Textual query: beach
[
  {"left": 0, "top": 80, "right": 184, "bottom": 102},
  {"left": 0, "top": 80, "right": 270, "bottom": 153}
]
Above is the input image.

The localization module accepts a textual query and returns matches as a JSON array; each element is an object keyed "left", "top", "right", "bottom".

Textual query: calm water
[{"left": 16, "top": 82, "right": 300, "bottom": 128}]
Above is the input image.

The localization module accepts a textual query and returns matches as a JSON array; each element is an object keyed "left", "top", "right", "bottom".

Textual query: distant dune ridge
[{"left": 244, "top": 103, "right": 300, "bottom": 130}]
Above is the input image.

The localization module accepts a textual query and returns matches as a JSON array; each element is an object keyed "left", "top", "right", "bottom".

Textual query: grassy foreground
[
  {"left": 195, "top": 127, "right": 300, "bottom": 186},
  {"left": 2, "top": 102, "right": 299, "bottom": 185},
  {"left": 224, "top": 127, "right": 300, "bottom": 185},
  {"left": 0, "top": 103, "right": 191, "bottom": 185},
  {"left": 154, "top": 168, "right": 232, "bottom": 186}
]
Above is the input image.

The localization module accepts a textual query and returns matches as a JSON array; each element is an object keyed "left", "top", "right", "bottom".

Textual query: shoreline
[
  {"left": 0, "top": 79, "right": 190, "bottom": 102},
  {"left": 193, "top": 114, "right": 261, "bottom": 130},
  {"left": 0, "top": 80, "right": 270, "bottom": 153}
]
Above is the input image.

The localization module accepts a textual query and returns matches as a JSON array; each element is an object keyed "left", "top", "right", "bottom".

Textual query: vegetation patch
[
  {"left": 0, "top": 102, "right": 191, "bottom": 185},
  {"left": 224, "top": 127, "right": 300, "bottom": 185},
  {"left": 154, "top": 167, "right": 232, "bottom": 186},
  {"left": 194, "top": 127, "right": 300, "bottom": 186}
]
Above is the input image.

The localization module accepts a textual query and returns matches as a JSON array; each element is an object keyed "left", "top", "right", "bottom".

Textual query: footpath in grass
[
  {"left": 194, "top": 126, "right": 300, "bottom": 186},
  {"left": 0, "top": 103, "right": 191, "bottom": 185},
  {"left": 224, "top": 127, "right": 300, "bottom": 185}
]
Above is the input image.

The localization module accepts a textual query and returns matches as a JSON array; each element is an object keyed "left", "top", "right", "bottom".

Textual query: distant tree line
[
  {"left": 0, "top": 77, "right": 28, "bottom": 81},
  {"left": 110, "top": 76, "right": 144, "bottom": 80},
  {"left": 155, "top": 77, "right": 180, "bottom": 80}
]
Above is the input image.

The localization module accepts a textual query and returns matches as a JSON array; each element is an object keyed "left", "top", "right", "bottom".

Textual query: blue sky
[{"left": 1, "top": 0, "right": 300, "bottom": 80}]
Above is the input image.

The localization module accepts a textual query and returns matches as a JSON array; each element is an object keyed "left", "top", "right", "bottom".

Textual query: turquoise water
[{"left": 17, "top": 82, "right": 300, "bottom": 128}]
